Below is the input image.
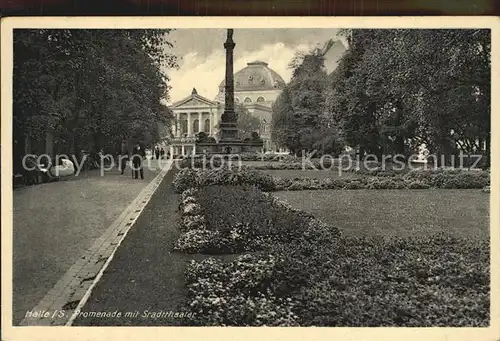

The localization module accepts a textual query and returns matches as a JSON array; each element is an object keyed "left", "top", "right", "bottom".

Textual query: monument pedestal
[{"left": 196, "top": 139, "right": 263, "bottom": 155}]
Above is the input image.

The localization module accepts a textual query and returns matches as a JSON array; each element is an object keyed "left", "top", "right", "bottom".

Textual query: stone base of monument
[{"left": 196, "top": 139, "right": 264, "bottom": 155}]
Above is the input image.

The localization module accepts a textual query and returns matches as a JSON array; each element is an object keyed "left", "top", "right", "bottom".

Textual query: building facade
[{"left": 168, "top": 60, "right": 285, "bottom": 156}]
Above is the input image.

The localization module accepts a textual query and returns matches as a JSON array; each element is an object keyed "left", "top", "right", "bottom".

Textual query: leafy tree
[
  {"left": 271, "top": 48, "right": 330, "bottom": 155},
  {"left": 13, "top": 29, "right": 178, "bottom": 171},
  {"left": 235, "top": 104, "right": 261, "bottom": 139},
  {"left": 324, "top": 29, "right": 490, "bottom": 166}
]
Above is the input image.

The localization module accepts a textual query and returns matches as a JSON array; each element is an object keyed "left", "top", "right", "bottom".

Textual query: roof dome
[{"left": 219, "top": 61, "right": 285, "bottom": 91}]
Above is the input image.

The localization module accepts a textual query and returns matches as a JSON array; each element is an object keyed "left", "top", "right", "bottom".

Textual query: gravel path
[
  {"left": 13, "top": 165, "right": 160, "bottom": 325},
  {"left": 71, "top": 169, "right": 194, "bottom": 326}
]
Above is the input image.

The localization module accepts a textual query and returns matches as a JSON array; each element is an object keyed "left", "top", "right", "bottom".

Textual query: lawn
[{"left": 274, "top": 189, "right": 489, "bottom": 240}]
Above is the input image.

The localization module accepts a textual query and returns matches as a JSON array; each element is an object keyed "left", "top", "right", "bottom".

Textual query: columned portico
[{"left": 168, "top": 87, "right": 222, "bottom": 157}]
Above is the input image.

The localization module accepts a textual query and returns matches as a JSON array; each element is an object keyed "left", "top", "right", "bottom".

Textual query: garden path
[{"left": 12, "top": 159, "right": 168, "bottom": 324}]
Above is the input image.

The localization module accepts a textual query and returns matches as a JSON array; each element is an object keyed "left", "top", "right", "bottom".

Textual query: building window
[
  {"left": 235, "top": 97, "right": 240, "bottom": 103},
  {"left": 204, "top": 118, "right": 210, "bottom": 133},
  {"left": 181, "top": 118, "right": 188, "bottom": 135},
  {"left": 193, "top": 119, "right": 199, "bottom": 134},
  {"left": 244, "top": 97, "right": 252, "bottom": 103},
  {"left": 256, "top": 96, "right": 265, "bottom": 103}
]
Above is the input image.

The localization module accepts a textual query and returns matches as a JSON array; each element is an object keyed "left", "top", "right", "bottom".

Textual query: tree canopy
[
  {"left": 272, "top": 29, "right": 490, "bottom": 165},
  {"left": 13, "top": 29, "right": 178, "bottom": 168}
]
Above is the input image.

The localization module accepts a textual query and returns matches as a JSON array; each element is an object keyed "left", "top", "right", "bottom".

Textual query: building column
[
  {"left": 181, "top": 145, "right": 185, "bottom": 156},
  {"left": 199, "top": 112, "right": 203, "bottom": 133},
  {"left": 175, "top": 113, "right": 180, "bottom": 137},
  {"left": 193, "top": 144, "right": 197, "bottom": 155},
  {"left": 169, "top": 145, "right": 174, "bottom": 158},
  {"left": 187, "top": 113, "right": 192, "bottom": 137},
  {"left": 209, "top": 112, "right": 213, "bottom": 136}
]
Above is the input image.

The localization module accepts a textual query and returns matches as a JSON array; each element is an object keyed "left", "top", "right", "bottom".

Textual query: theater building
[{"left": 168, "top": 60, "right": 285, "bottom": 156}]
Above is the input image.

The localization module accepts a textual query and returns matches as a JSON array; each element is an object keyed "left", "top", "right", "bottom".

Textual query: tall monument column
[
  {"left": 195, "top": 28, "right": 263, "bottom": 154},
  {"left": 219, "top": 29, "right": 239, "bottom": 141}
]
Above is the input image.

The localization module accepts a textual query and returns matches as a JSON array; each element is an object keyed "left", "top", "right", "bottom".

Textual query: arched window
[
  {"left": 204, "top": 118, "right": 210, "bottom": 133},
  {"left": 256, "top": 96, "right": 265, "bottom": 103},
  {"left": 193, "top": 119, "right": 199, "bottom": 134},
  {"left": 244, "top": 97, "right": 252, "bottom": 103}
]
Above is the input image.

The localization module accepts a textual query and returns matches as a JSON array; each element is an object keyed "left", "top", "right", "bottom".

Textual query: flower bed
[
  {"left": 172, "top": 167, "right": 277, "bottom": 193},
  {"left": 173, "top": 185, "right": 340, "bottom": 254},
  {"left": 173, "top": 167, "right": 490, "bottom": 193},
  {"left": 174, "top": 172, "right": 489, "bottom": 326},
  {"left": 184, "top": 233, "right": 489, "bottom": 326}
]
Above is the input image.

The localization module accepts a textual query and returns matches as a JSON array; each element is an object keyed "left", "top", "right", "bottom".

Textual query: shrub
[
  {"left": 184, "top": 254, "right": 300, "bottom": 326},
  {"left": 173, "top": 168, "right": 198, "bottom": 193},
  {"left": 184, "top": 233, "right": 489, "bottom": 326},
  {"left": 173, "top": 166, "right": 277, "bottom": 193},
  {"left": 408, "top": 181, "right": 431, "bottom": 189},
  {"left": 173, "top": 185, "right": 340, "bottom": 254},
  {"left": 174, "top": 167, "right": 490, "bottom": 193}
]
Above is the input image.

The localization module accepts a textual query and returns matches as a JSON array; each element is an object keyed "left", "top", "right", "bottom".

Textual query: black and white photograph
[{"left": 1, "top": 16, "right": 498, "bottom": 340}]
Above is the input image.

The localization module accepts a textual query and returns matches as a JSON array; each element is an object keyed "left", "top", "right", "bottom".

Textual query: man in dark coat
[
  {"left": 155, "top": 146, "right": 160, "bottom": 160},
  {"left": 131, "top": 142, "right": 146, "bottom": 179},
  {"left": 119, "top": 140, "right": 129, "bottom": 175}
]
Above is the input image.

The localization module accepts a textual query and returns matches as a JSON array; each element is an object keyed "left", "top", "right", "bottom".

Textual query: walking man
[
  {"left": 155, "top": 146, "right": 160, "bottom": 160},
  {"left": 132, "top": 142, "right": 145, "bottom": 179},
  {"left": 119, "top": 140, "right": 129, "bottom": 175}
]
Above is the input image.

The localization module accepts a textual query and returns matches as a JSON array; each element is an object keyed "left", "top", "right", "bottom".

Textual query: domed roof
[{"left": 219, "top": 61, "right": 285, "bottom": 91}]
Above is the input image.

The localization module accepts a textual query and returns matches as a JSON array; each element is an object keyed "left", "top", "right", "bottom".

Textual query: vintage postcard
[{"left": 1, "top": 16, "right": 499, "bottom": 341}]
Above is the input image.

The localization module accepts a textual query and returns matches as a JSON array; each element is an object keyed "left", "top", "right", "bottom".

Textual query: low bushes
[
  {"left": 184, "top": 233, "right": 490, "bottom": 326},
  {"left": 178, "top": 153, "right": 298, "bottom": 169},
  {"left": 403, "top": 168, "right": 490, "bottom": 189},
  {"left": 172, "top": 167, "right": 277, "bottom": 193},
  {"left": 173, "top": 185, "right": 340, "bottom": 254},
  {"left": 173, "top": 165, "right": 489, "bottom": 326},
  {"left": 173, "top": 167, "right": 490, "bottom": 193}
]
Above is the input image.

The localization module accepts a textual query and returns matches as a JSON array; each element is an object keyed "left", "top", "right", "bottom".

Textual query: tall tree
[
  {"left": 13, "top": 29, "right": 178, "bottom": 170},
  {"left": 271, "top": 47, "right": 330, "bottom": 155},
  {"left": 235, "top": 104, "right": 261, "bottom": 139},
  {"left": 324, "top": 29, "right": 490, "bottom": 165}
]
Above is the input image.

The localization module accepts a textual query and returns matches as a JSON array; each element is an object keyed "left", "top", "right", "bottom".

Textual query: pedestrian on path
[
  {"left": 155, "top": 146, "right": 160, "bottom": 160},
  {"left": 160, "top": 148, "right": 165, "bottom": 159},
  {"left": 119, "top": 140, "right": 129, "bottom": 175},
  {"left": 131, "top": 142, "right": 145, "bottom": 180}
]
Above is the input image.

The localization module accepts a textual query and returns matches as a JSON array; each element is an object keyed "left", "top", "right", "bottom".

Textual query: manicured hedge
[
  {"left": 173, "top": 167, "right": 277, "bottom": 193},
  {"left": 174, "top": 176, "right": 489, "bottom": 326},
  {"left": 172, "top": 167, "right": 490, "bottom": 192},
  {"left": 178, "top": 153, "right": 298, "bottom": 168},
  {"left": 184, "top": 233, "right": 489, "bottom": 326},
  {"left": 174, "top": 185, "right": 340, "bottom": 254}
]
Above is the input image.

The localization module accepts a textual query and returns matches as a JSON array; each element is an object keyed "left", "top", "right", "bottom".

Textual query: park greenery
[
  {"left": 13, "top": 29, "right": 178, "bottom": 171},
  {"left": 207, "top": 103, "right": 261, "bottom": 142},
  {"left": 171, "top": 167, "right": 489, "bottom": 326},
  {"left": 271, "top": 29, "right": 490, "bottom": 166}
]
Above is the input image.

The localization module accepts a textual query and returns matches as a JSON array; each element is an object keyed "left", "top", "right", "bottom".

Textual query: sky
[{"left": 162, "top": 29, "right": 344, "bottom": 104}]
